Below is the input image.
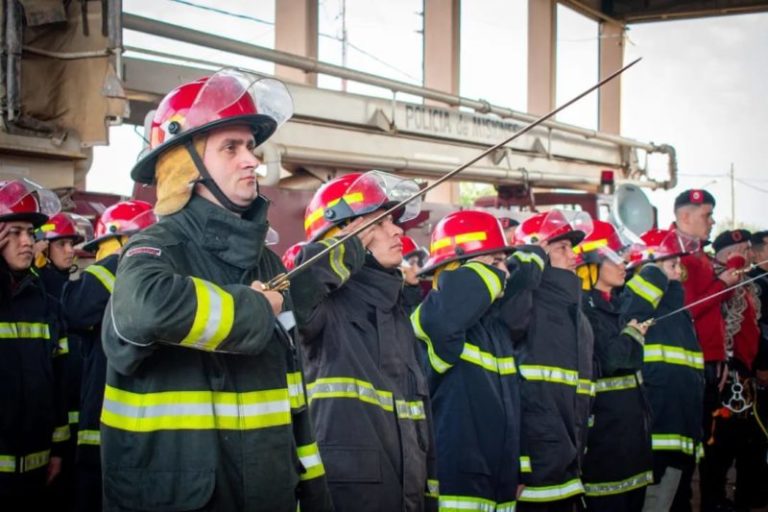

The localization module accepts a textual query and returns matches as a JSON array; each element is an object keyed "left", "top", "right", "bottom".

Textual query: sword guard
[{"left": 265, "top": 273, "right": 290, "bottom": 292}]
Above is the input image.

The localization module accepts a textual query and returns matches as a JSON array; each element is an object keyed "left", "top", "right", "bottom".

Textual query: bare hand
[
  {"left": 470, "top": 254, "right": 510, "bottom": 281},
  {"left": 627, "top": 318, "right": 650, "bottom": 337},
  {"left": 340, "top": 217, "right": 375, "bottom": 248},
  {"left": 0, "top": 223, "right": 8, "bottom": 251},
  {"left": 251, "top": 280, "right": 284, "bottom": 316},
  {"left": 718, "top": 268, "right": 742, "bottom": 287},
  {"left": 47, "top": 456, "right": 62, "bottom": 485}
]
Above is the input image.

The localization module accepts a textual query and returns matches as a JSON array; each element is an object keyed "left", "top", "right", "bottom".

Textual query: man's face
[
  {"left": 677, "top": 204, "right": 715, "bottom": 241},
  {"left": 362, "top": 212, "right": 404, "bottom": 269},
  {"left": 598, "top": 258, "right": 627, "bottom": 289},
  {"left": 659, "top": 257, "right": 683, "bottom": 281},
  {"left": 751, "top": 237, "right": 768, "bottom": 269},
  {"left": 1, "top": 221, "right": 35, "bottom": 271},
  {"left": 48, "top": 238, "right": 76, "bottom": 270},
  {"left": 544, "top": 239, "right": 576, "bottom": 272},
  {"left": 199, "top": 125, "right": 261, "bottom": 208}
]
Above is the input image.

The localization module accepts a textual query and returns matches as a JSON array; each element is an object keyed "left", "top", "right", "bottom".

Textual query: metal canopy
[{"left": 567, "top": 0, "right": 768, "bottom": 23}]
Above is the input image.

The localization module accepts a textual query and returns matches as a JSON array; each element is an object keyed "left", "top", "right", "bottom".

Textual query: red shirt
[{"left": 680, "top": 250, "right": 730, "bottom": 362}]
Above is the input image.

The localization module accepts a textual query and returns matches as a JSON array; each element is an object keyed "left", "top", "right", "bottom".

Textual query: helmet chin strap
[{"left": 185, "top": 141, "right": 250, "bottom": 215}]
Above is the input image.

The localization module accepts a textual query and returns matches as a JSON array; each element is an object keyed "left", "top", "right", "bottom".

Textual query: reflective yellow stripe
[
  {"left": 287, "top": 371, "right": 306, "bottom": 410},
  {"left": 644, "top": 344, "right": 704, "bottom": 370},
  {"left": 574, "top": 238, "right": 608, "bottom": 254},
  {"left": 304, "top": 192, "right": 364, "bottom": 229},
  {"left": 179, "top": 277, "right": 235, "bottom": 351},
  {"left": 460, "top": 343, "right": 516, "bottom": 375},
  {"left": 0, "top": 450, "right": 53, "bottom": 473},
  {"left": 297, "top": 442, "right": 325, "bottom": 481},
  {"left": 584, "top": 470, "right": 653, "bottom": 496},
  {"left": 319, "top": 239, "right": 350, "bottom": 283},
  {"left": 57, "top": 337, "right": 69, "bottom": 355},
  {"left": 626, "top": 274, "right": 664, "bottom": 308},
  {"left": 520, "top": 455, "right": 532, "bottom": 473},
  {"left": 594, "top": 374, "right": 640, "bottom": 393},
  {"left": 52, "top": 424, "right": 70, "bottom": 443},
  {"left": 77, "top": 429, "right": 101, "bottom": 446},
  {"left": 463, "top": 261, "right": 503, "bottom": 301},
  {"left": 306, "top": 377, "right": 426, "bottom": 421},
  {"left": 652, "top": 434, "right": 700, "bottom": 456},
  {"left": 430, "top": 231, "right": 487, "bottom": 254},
  {"left": 101, "top": 385, "right": 291, "bottom": 432},
  {"left": 0, "top": 322, "right": 50, "bottom": 339},
  {"left": 519, "top": 478, "right": 584, "bottom": 502},
  {"left": 411, "top": 305, "right": 453, "bottom": 374},
  {"left": 84, "top": 264, "right": 115, "bottom": 293},
  {"left": 439, "top": 495, "right": 497, "bottom": 511},
  {"left": 496, "top": 502, "right": 517, "bottom": 512},
  {"left": 426, "top": 479, "right": 440, "bottom": 498},
  {"left": 513, "top": 250, "right": 544, "bottom": 270},
  {"left": 520, "top": 365, "right": 594, "bottom": 396},
  {"left": 68, "top": 410, "right": 79, "bottom": 424}
]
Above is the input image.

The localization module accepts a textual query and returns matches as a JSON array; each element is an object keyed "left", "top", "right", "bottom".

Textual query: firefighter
[
  {"left": 699, "top": 229, "right": 765, "bottom": 511},
  {"left": 411, "top": 210, "right": 540, "bottom": 511},
  {"left": 292, "top": 171, "right": 437, "bottom": 511},
  {"left": 671, "top": 190, "right": 741, "bottom": 510},
  {"left": 498, "top": 216, "right": 520, "bottom": 246},
  {"left": 60, "top": 200, "right": 156, "bottom": 512},
  {"left": 400, "top": 234, "right": 429, "bottom": 315},
  {"left": 34, "top": 213, "right": 91, "bottom": 511},
  {"left": 510, "top": 210, "right": 594, "bottom": 511},
  {"left": 623, "top": 228, "right": 704, "bottom": 512},
  {"left": 100, "top": 69, "right": 332, "bottom": 512},
  {"left": 0, "top": 179, "right": 70, "bottom": 509},
  {"left": 573, "top": 220, "right": 653, "bottom": 511}
]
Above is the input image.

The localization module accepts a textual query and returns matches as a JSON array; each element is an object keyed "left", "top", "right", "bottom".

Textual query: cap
[
  {"left": 712, "top": 229, "right": 751, "bottom": 253},
  {"left": 750, "top": 230, "right": 768, "bottom": 246},
  {"left": 674, "top": 189, "right": 716, "bottom": 210}
]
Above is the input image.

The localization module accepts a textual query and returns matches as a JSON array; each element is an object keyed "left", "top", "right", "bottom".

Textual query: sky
[{"left": 88, "top": 0, "right": 768, "bottom": 233}]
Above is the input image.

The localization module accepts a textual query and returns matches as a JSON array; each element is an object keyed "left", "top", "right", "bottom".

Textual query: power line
[
  {"left": 166, "top": 0, "right": 274, "bottom": 26},
  {"left": 734, "top": 177, "right": 768, "bottom": 194}
]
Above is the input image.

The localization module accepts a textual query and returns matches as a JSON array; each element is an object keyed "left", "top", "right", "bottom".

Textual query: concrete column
[
  {"left": 423, "top": 0, "right": 460, "bottom": 203},
  {"left": 274, "top": 0, "right": 318, "bottom": 85},
  {"left": 527, "top": 0, "right": 556, "bottom": 116},
  {"left": 598, "top": 21, "right": 625, "bottom": 134}
]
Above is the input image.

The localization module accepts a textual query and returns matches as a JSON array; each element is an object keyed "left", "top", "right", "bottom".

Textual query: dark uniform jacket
[
  {"left": 748, "top": 267, "right": 768, "bottom": 370},
  {"left": 61, "top": 254, "right": 118, "bottom": 468},
  {"left": 581, "top": 288, "right": 653, "bottom": 497},
  {"left": 411, "top": 249, "right": 544, "bottom": 511},
  {"left": 0, "top": 266, "right": 70, "bottom": 497},
  {"left": 101, "top": 196, "right": 332, "bottom": 512},
  {"left": 292, "top": 237, "right": 437, "bottom": 512},
  {"left": 622, "top": 266, "right": 705, "bottom": 477},
  {"left": 512, "top": 259, "right": 595, "bottom": 504}
]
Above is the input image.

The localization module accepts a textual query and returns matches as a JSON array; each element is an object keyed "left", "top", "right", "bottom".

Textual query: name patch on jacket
[{"left": 125, "top": 246, "right": 162, "bottom": 258}]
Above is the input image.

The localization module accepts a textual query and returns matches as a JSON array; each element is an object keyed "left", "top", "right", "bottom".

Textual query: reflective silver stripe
[
  {"left": 519, "top": 365, "right": 578, "bottom": 385},
  {"left": 52, "top": 424, "right": 70, "bottom": 443},
  {"left": 652, "top": 434, "right": 698, "bottom": 455},
  {"left": 84, "top": 264, "right": 115, "bottom": 293},
  {"left": 287, "top": 372, "right": 306, "bottom": 410},
  {"left": 20, "top": 450, "right": 51, "bottom": 472},
  {"left": 577, "top": 379, "right": 596, "bottom": 396},
  {"left": 594, "top": 375, "right": 640, "bottom": 393},
  {"left": 520, "top": 456, "right": 532, "bottom": 473},
  {"left": 396, "top": 399, "right": 426, "bottom": 420},
  {"left": 438, "top": 495, "right": 496, "bottom": 511},
  {"left": 68, "top": 410, "right": 79, "bottom": 424},
  {"left": 460, "top": 343, "right": 517, "bottom": 376},
  {"left": 77, "top": 429, "right": 101, "bottom": 446},
  {"left": 0, "top": 322, "right": 51, "bottom": 339},
  {"left": 297, "top": 442, "right": 325, "bottom": 480},
  {"left": 497, "top": 502, "right": 517, "bottom": 512},
  {"left": 513, "top": 250, "right": 544, "bottom": 270},
  {"left": 519, "top": 478, "right": 584, "bottom": 502},
  {"left": 57, "top": 337, "right": 69, "bottom": 355},
  {"left": 426, "top": 479, "right": 440, "bottom": 498},
  {"left": 584, "top": 470, "right": 653, "bottom": 496},
  {"left": 307, "top": 378, "right": 425, "bottom": 421},
  {"left": 0, "top": 455, "right": 16, "bottom": 473},
  {"left": 626, "top": 274, "right": 663, "bottom": 308},
  {"left": 644, "top": 344, "right": 704, "bottom": 370},
  {"left": 179, "top": 277, "right": 235, "bottom": 351}
]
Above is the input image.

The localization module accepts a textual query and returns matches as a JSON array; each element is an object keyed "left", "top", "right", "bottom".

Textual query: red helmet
[
  {"left": 132, "top": 68, "right": 294, "bottom": 184},
  {"left": 400, "top": 235, "right": 428, "bottom": 266},
  {"left": 281, "top": 242, "right": 306, "bottom": 271},
  {"left": 420, "top": 210, "right": 512, "bottom": 276},
  {"left": 515, "top": 210, "right": 591, "bottom": 247},
  {"left": 627, "top": 228, "right": 700, "bottom": 268},
  {"left": 574, "top": 220, "right": 631, "bottom": 266},
  {"left": 0, "top": 179, "right": 60, "bottom": 228},
  {"left": 82, "top": 200, "right": 157, "bottom": 252},
  {"left": 38, "top": 213, "right": 94, "bottom": 244},
  {"left": 304, "top": 171, "right": 420, "bottom": 242}
]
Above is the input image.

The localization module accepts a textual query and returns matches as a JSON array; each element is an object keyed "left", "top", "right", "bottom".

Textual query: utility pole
[
  {"left": 340, "top": 0, "right": 348, "bottom": 92},
  {"left": 730, "top": 163, "right": 735, "bottom": 228}
]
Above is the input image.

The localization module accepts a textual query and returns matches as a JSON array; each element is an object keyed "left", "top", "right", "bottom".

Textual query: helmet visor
[
  {"left": 328, "top": 171, "right": 422, "bottom": 224},
  {"left": 186, "top": 68, "right": 293, "bottom": 132},
  {"left": 0, "top": 179, "right": 60, "bottom": 218},
  {"left": 266, "top": 226, "right": 279, "bottom": 246}
]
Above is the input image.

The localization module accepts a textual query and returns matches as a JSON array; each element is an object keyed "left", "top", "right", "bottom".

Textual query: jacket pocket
[
  {"left": 323, "top": 446, "right": 381, "bottom": 483},
  {"left": 103, "top": 468, "right": 214, "bottom": 511},
  {"left": 243, "top": 446, "right": 300, "bottom": 511}
]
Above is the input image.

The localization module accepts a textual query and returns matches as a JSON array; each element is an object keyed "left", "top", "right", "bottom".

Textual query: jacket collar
[
  {"left": 585, "top": 287, "right": 619, "bottom": 313},
  {"left": 169, "top": 194, "right": 270, "bottom": 270},
  {"left": 343, "top": 256, "right": 403, "bottom": 310}
]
